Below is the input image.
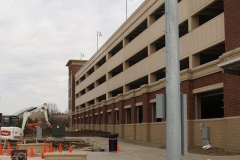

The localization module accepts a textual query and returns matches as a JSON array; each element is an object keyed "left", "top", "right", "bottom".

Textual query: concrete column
[
  {"left": 107, "top": 92, "right": 112, "bottom": 99},
  {"left": 190, "top": 54, "right": 200, "bottom": 68},
  {"left": 94, "top": 81, "right": 98, "bottom": 87},
  {"left": 124, "top": 85, "right": 130, "bottom": 93},
  {"left": 188, "top": 16, "right": 199, "bottom": 32},
  {"left": 95, "top": 98, "right": 99, "bottom": 104},
  {"left": 106, "top": 52, "right": 111, "bottom": 60},
  {"left": 148, "top": 15, "right": 155, "bottom": 26},
  {"left": 149, "top": 73, "right": 156, "bottom": 84},
  {"left": 107, "top": 72, "right": 112, "bottom": 80},
  {"left": 123, "top": 61, "right": 129, "bottom": 70},
  {"left": 148, "top": 44, "right": 156, "bottom": 55},
  {"left": 123, "top": 38, "right": 129, "bottom": 47},
  {"left": 94, "top": 64, "right": 98, "bottom": 70}
]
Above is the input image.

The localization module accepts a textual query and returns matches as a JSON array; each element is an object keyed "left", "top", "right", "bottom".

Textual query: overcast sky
[{"left": 0, "top": 0, "right": 145, "bottom": 115}]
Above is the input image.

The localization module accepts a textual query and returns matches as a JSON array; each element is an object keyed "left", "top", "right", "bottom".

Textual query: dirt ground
[
  {"left": 25, "top": 129, "right": 240, "bottom": 156},
  {"left": 118, "top": 138, "right": 240, "bottom": 156}
]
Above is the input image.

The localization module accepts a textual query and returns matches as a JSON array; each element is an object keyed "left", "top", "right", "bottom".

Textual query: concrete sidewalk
[{"left": 1, "top": 137, "right": 240, "bottom": 160}]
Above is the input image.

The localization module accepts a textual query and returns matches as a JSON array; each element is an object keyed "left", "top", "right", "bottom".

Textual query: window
[
  {"left": 107, "top": 112, "right": 111, "bottom": 125},
  {"left": 125, "top": 108, "right": 131, "bottom": 124},
  {"left": 115, "top": 111, "right": 119, "bottom": 125},
  {"left": 199, "top": 90, "right": 224, "bottom": 119},
  {"left": 137, "top": 106, "right": 143, "bottom": 123},
  {"left": 100, "top": 114, "right": 103, "bottom": 124},
  {"left": 2, "top": 117, "right": 9, "bottom": 127},
  {"left": 95, "top": 115, "right": 98, "bottom": 124}
]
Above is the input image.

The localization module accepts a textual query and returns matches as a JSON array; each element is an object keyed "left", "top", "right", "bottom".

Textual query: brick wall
[
  {"left": 116, "top": 101, "right": 125, "bottom": 124},
  {"left": 135, "top": 96, "right": 142, "bottom": 103},
  {"left": 100, "top": 124, "right": 107, "bottom": 132},
  {"left": 149, "top": 88, "right": 165, "bottom": 100},
  {"left": 192, "top": 72, "right": 223, "bottom": 89},
  {"left": 226, "top": 117, "right": 240, "bottom": 152},
  {"left": 181, "top": 80, "right": 195, "bottom": 120},
  {"left": 223, "top": 74, "right": 240, "bottom": 116},
  {"left": 190, "top": 119, "right": 226, "bottom": 147},
  {"left": 135, "top": 123, "right": 149, "bottom": 141},
  {"left": 90, "top": 124, "right": 94, "bottom": 130},
  {"left": 107, "top": 125, "right": 115, "bottom": 133},
  {"left": 124, "top": 124, "right": 135, "bottom": 139},
  {"left": 142, "top": 93, "right": 151, "bottom": 123},
  {"left": 188, "top": 117, "right": 240, "bottom": 152},
  {"left": 224, "top": 0, "right": 240, "bottom": 51},
  {"left": 94, "top": 125, "right": 100, "bottom": 131},
  {"left": 115, "top": 125, "right": 119, "bottom": 135},
  {"left": 149, "top": 122, "right": 166, "bottom": 145}
]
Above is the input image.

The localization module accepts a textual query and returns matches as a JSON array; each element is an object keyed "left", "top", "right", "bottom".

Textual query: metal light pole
[
  {"left": 126, "top": 0, "right": 132, "bottom": 20},
  {"left": 97, "top": 31, "right": 101, "bottom": 51},
  {"left": 165, "top": 0, "right": 181, "bottom": 159},
  {"left": 126, "top": 0, "right": 127, "bottom": 20}
]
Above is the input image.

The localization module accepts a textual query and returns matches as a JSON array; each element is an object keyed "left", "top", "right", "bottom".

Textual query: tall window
[
  {"left": 137, "top": 106, "right": 143, "bottom": 123},
  {"left": 107, "top": 112, "right": 111, "bottom": 125},
  {"left": 95, "top": 115, "right": 98, "bottom": 124},
  {"left": 125, "top": 108, "right": 131, "bottom": 124},
  {"left": 115, "top": 111, "right": 119, "bottom": 125},
  {"left": 100, "top": 114, "right": 103, "bottom": 124}
]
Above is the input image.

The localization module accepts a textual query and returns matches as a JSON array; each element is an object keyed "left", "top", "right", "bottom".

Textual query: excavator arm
[{"left": 21, "top": 103, "right": 51, "bottom": 130}]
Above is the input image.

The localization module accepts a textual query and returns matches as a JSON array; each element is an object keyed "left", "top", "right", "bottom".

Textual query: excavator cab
[
  {"left": 2, "top": 116, "right": 20, "bottom": 128},
  {"left": 1, "top": 115, "right": 23, "bottom": 140}
]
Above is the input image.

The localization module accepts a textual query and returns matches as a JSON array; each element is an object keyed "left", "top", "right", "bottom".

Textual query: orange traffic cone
[
  {"left": 43, "top": 141, "right": 46, "bottom": 153},
  {"left": 0, "top": 144, "right": 3, "bottom": 155},
  {"left": 7, "top": 142, "right": 11, "bottom": 156},
  {"left": 48, "top": 145, "right": 51, "bottom": 152},
  {"left": 117, "top": 144, "right": 120, "bottom": 152},
  {"left": 68, "top": 146, "right": 72, "bottom": 153},
  {"left": 50, "top": 142, "right": 53, "bottom": 152},
  {"left": 30, "top": 145, "right": 34, "bottom": 157},
  {"left": 41, "top": 152, "right": 45, "bottom": 159},
  {"left": 58, "top": 143, "right": 62, "bottom": 153}
]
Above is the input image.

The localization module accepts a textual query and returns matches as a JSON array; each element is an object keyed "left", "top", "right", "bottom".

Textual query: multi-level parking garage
[{"left": 66, "top": 0, "right": 240, "bottom": 152}]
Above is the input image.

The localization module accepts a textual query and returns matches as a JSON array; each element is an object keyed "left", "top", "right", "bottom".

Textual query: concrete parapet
[
  {"left": 18, "top": 143, "right": 49, "bottom": 154},
  {"left": 44, "top": 152, "right": 87, "bottom": 160}
]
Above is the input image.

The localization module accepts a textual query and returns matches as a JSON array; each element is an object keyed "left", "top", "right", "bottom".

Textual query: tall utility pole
[
  {"left": 126, "top": 0, "right": 132, "bottom": 20},
  {"left": 165, "top": 0, "right": 181, "bottom": 159},
  {"left": 126, "top": 0, "right": 127, "bottom": 20}
]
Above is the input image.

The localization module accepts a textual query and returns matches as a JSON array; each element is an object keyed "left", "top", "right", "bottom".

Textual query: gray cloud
[{"left": 0, "top": 0, "right": 144, "bottom": 114}]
